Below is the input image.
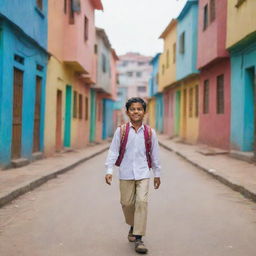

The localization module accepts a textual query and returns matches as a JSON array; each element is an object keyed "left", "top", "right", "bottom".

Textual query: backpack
[{"left": 115, "top": 122, "right": 152, "bottom": 168}]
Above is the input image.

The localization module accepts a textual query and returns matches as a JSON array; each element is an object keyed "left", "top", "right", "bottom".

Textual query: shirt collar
[{"left": 129, "top": 122, "right": 145, "bottom": 131}]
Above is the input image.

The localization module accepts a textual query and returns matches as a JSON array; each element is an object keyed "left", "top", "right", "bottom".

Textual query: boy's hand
[
  {"left": 154, "top": 177, "right": 161, "bottom": 189},
  {"left": 105, "top": 174, "right": 113, "bottom": 185}
]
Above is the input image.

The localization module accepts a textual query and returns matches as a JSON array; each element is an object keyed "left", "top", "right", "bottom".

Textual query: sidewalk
[
  {"left": 158, "top": 134, "right": 256, "bottom": 203},
  {"left": 0, "top": 142, "right": 110, "bottom": 208}
]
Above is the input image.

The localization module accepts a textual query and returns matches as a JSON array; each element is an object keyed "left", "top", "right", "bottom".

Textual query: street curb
[
  {"left": 0, "top": 146, "right": 109, "bottom": 208},
  {"left": 159, "top": 142, "right": 256, "bottom": 203}
]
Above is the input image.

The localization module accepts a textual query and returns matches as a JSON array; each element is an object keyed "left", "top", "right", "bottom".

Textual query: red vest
[{"left": 115, "top": 123, "right": 152, "bottom": 168}]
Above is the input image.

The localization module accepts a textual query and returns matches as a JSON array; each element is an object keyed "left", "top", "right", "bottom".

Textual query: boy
[{"left": 105, "top": 97, "right": 161, "bottom": 254}]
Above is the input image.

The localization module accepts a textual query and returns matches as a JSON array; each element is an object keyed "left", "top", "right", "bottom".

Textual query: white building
[{"left": 117, "top": 52, "right": 152, "bottom": 100}]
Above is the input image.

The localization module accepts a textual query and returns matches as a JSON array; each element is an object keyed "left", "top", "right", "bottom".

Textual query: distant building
[{"left": 117, "top": 52, "right": 152, "bottom": 101}]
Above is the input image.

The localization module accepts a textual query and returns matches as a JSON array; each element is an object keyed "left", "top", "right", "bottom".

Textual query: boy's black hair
[{"left": 125, "top": 97, "right": 147, "bottom": 112}]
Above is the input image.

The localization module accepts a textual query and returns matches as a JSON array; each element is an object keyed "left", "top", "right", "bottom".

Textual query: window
[
  {"left": 236, "top": 0, "right": 246, "bottom": 8},
  {"left": 14, "top": 54, "right": 24, "bottom": 65},
  {"left": 216, "top": 75, "right": 224, "bottom": 114},
  {"left": 195, "top": 85, "right": 199, "bottom": 117},
  {"left": 73, "top": 91, "right": 77, "bottom": 118},
  {"left": 94, "top": 44, "right": 98, "bottom": 54},
  {"left": 84, "top": 16, "right": 89, "bottom": 41},
  {"left": 127, "top": 72, "right": 133, "bottom": 77},
  {"left": 78, "top": 94, "right": 83, "bottom": 119},
  {"left": 203, "top": 80, "right": 209, "bottom": 114},
  {"left": 189, "top": 88, "right": 193, "bottom": 117},
  {"left": 137, "top": 86, "right": 146, "bottom": 93},
  {"left": 136, "top": 72, "right": 142, "bottom": 78},
  {"left": 138, "top": 62, "right": 145, "bottom": 66},
  {"left": 102, "top": 54, "right": 107, "bottom": 73},
  {"left": 210, "top": 0, "right": 216, "bottom": 22},
  {"left": 85, "top": 96, "right": 89, "bottom": 120},
  {"left": 69, "top": 0, "right": 75, "bottom": 24},
  {"left": 36, "top": 64, "right": 44, "bottom": 71},
  {"left": 64, "top": 0, "right": 67, "bottom": 13},
  {"left": 166, "top": 50, "right": 169, "bottom": 68},
  {"left": 37, "top": 0, "right": 43, "bottom": 10},
  {"left": 156, "top": 73, "right": 159, "bottom": 85},
  {"left": 173, "top": 43, "right": 176, "bottom": 63},
  {"left": 179, "top": 32, "right": 185, "bottom": 54},
  {"left": 162, "top": 64, "right": 165, "bottom": 75},
  {"left": 203, "top": 4, "right": 209, "bottom": 30},
  {"left": 97, "top": 101, "right": 102, "bottom": 121}
]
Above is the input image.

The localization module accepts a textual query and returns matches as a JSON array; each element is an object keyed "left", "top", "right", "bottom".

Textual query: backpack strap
[
  {"left": 144, "top": 125, "right": 152, "bottom": 169},
  {"left": 115, "top": 123, "right": 130, "bottom": 166}
]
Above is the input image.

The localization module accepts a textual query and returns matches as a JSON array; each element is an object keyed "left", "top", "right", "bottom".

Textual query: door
[
  {"left": 33, "top": 76, "right": 42, "bottom": 152},
  {"left": 12, "top": 68, "right": 23, "bottom": 159},
  {"left": 183, "top": 88, "right": 187, "bottom": 138},
  {"left": 175, "top": 90, "right": 181, "bottom": 136},
  {"left": 64, "top": 85, "right": 72, "bottom": 147},
  {"left": 56, "top": 90, "right": 62, "bottom": 152},
  {"left": 90, "top": 89, "right": 96, "bottom": 142}
]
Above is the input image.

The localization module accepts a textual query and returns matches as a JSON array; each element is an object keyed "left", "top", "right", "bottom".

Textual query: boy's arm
[
  {"left": 151, "top": 129, "right": 161, "bottom": 178},
  {"left": 105, "top": 127, "right": 120, "bottom": 176}
]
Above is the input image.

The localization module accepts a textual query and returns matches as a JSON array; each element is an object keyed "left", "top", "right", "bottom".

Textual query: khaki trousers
[{"left": 119, "top": 178, "right": 150, "bottom": 236}]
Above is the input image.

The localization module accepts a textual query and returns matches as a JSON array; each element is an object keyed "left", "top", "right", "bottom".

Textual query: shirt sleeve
[
  {"left": 151, "top": 129, "right": 161, "bottom": 177},
  {"left": 105, "top": 127, "right": 120, "bottom": 175}
]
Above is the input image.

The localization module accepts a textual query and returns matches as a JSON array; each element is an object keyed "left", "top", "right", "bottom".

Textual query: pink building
[
  {"left": 197, "top": 0, "right": 231, "bottom": 149},
  {"left": 163, "top": 88, "right": 176, "bottom": 137}
]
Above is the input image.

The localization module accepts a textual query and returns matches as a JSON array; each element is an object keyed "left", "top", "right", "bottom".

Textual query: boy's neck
[{"left": 130, "top": 121, "right": 143, "bottom": 132}]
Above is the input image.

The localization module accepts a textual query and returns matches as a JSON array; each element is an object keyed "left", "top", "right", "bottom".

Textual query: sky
[{"left": 95, "top": 0, "right": 187, "bottom": 57}]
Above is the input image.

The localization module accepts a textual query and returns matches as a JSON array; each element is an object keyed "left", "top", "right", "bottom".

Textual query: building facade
[
  {"left": 176, "top": 0, "right": 199, "bottom": 143},
  {"left": 0, "top": 0, "right": 48, "bottom": 167},
  {"left": 197, "top": 0, "right": 231, "bottom": 149},
  {"left": 45, "top": 0, "right": 103, "bottom": 155},
  {"left": 226, "top": 0, "right": 256, "bottom": 155}
]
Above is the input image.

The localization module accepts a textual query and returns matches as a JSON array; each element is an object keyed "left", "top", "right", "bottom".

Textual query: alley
[{"left": 0, "top": 148, "right": 256, "bottom": 256}]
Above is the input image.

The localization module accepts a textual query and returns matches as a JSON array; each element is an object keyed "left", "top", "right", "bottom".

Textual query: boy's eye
[{"left": 130, "top": 108, "right": 143, "bottom": 112}]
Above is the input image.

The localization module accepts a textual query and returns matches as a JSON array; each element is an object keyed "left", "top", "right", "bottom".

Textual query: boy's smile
[{"left": 126, "top": 102, "right": 145, "bottom": 123}]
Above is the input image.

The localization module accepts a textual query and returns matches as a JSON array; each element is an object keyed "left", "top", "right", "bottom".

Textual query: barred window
[
  {"left": 203, "top": 80, "right": 209, "bottom": 114},
  {"left": 78, "top": 94, "right": 83, "bottom": 119},
  {"left": 73, "top": 91, "right": 77, "bottom": 118},
  {"left": 195, "top": 85, "right": 199, "bottom": 117},
  {"left": 189, "top": 88, "right": 193, "bottom": 117},
  {"left": 216, "top": 75, "right": 224, "bottom": 114},
  {"left": 203, "top": 4, "right": 209, "bottom": 30}
]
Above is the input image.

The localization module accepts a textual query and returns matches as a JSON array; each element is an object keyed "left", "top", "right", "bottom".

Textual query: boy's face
[{"left": 126, "top": 102, "right": 145, "bottom": 123}]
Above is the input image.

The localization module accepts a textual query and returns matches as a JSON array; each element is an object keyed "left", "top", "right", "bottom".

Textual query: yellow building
[
  {"left": 147, "top": 98, "right": 156, "bottom": 129},
  {"left": 226, "top": 0, "right": 256, "bottom": 49},
  {"left": 179, "top": 76, "right": 199, "bottom": 144},
  {"left": 158, "top": 19, "right": 177, "bottom": 91}
]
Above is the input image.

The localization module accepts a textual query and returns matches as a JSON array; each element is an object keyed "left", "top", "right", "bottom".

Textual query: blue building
[
  {"left": 0, "top": 0, "right": 48, "bottom": 167},
  {"left": 176, "top": 0, "right": 199, "bottom": 81},
  {"left": 149, "top": 53, "right": 160, "bottom": 97},
  {"left": 229, "top": 36, "right": 256, "bottom": 153}
]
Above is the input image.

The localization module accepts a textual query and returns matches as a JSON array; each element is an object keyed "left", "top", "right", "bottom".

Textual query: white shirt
[{"left": 105, "top": 123, "right": 161, "bottom": 180}]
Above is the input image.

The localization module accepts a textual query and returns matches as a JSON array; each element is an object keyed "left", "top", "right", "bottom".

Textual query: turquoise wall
[
  {"left": 102, "top": 99, "right": 114, "bottom": 139},
  {"left": 176, "top": 0, "right": 199, "bottom": 80},
  {"left": 155, "top": 94, "right": 164, "bottom": 133},
  {"left": 0, "top": 20, "right": 48, "bottom": 167},
  {"left": 0, "top": 0, "right": 48, "bottom": 49},
  {"left": 230, "top": 40, "right": 256, "bottom": 151},
  {"left": 149, "top": 53, "right": 160, "bottom": 97}
]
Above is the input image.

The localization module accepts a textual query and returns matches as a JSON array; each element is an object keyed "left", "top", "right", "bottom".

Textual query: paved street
[{"left": 0, "top": 147, "right": 256, "bottom": 256}]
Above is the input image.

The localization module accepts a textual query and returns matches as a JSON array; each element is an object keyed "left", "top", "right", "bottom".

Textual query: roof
[
  {"left": 150, "top": 53, "right": 161, "bottom": 64},
  {"left": 90, "top": 0, "right": 103, "bottom": 10},
  {"left": 111, "top": 49, "right": 119, "bottom": 61},
  {"left": 159, "top": 19, "right": 177, "bottom": 39},
  {"left": 118, "top": 52, "right": 152, "bottom": 63},
  {"left": 177, "top": 0, "right": 198, "bottom": 21},
  {"left": 96, "top": 27, "right": 111, "bottom": 49}
]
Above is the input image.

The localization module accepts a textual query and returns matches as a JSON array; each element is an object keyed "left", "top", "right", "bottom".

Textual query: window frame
[
  {"left": 203, "top": 79, "right": 209, "bottom": 114},
  {"left": 216, "top": 74, "right": 225, "bottom": 114}
]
